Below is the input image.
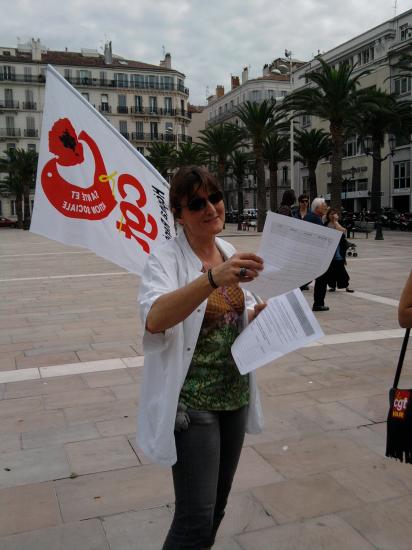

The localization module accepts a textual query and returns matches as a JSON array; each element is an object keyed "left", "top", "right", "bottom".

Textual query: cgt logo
[{"left": 391, "top": 389, "right": 410, "bottom": 420}]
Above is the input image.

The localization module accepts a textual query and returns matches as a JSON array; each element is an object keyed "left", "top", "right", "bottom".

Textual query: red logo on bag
[
  {"left": 41, "top": 118, "right": 117, "bottom": 220},
  {"left": 391, "top": 389, "right": 410, "bottom": 420}
]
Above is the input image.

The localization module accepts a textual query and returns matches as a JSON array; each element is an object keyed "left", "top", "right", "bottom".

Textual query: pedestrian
[
  {"left": 399, "top": 271, "right": 412, "bottom": 327},
  {"left": 277, "top": 189, "right": 296, "bottom": 216},
  {"left": 324, "top": 208, "right": 354, "bottom": 293},
  {"left": 292, "top": 193, "right": 310, "bottom": 220},
  {"left": 138, "top": 165, "right": 265, "bottom": 550},
  {"left": 304, "top": 197, "right": 330, "bottom": 311}
]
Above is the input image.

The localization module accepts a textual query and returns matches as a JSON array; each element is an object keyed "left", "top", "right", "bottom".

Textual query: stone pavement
[{"left": 1, "top": 225, "right": 412, "bottom": 549}]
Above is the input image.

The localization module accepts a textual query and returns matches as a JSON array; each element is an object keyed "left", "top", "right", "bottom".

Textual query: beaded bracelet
[{"left": 207, "top": 268, "right": 219, "bottom": 289}]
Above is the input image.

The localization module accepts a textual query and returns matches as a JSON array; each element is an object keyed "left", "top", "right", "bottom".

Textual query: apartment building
[
  {"left": 293, "top": 9, "right": 412, "bottom": 212},
  {"left": 0, "top": 38, "right": 191, "bottom": 219},
  {"left": 205, "top": 59, "right": 304, "bottom": 211}
]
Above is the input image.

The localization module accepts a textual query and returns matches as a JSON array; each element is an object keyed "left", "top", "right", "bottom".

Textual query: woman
[
  {"left": 399, "top": 271, "right": 412, "bottom": 327},
  {"left": 278, "top": 189, "right": 297, "bottom": 216},
  {"left": 292, "top": 193, "right": 310, "bottom": 220},
  {"left": 324, "top": 208, "right": 354, "bottom": 293},
  {"left": 138, "top": 166, "right": 265, "bottom": 549}
]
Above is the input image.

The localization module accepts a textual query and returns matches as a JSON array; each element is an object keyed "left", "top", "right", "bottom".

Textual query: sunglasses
[
  {"left": 182, "top": 191, "right": 224, "bottom": 212},
  {"left": 300, "top": 199, "right": 309, "bottom": 203}
]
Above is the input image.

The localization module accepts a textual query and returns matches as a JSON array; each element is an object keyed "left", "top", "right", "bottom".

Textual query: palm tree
[
  {"left": 282, "top": 59, "right": 367, "bottom": 210},
  {"left": 12, "top": 149, "right": 38, "bottom": 229},
  {"left": 263, "top": 133, "right": 290, "bottom": 212},
  {"left": 174, "top": 142, "right": 208, "bottom": 168},
  {"left": 146, "top": 142, "right": 176, "bottom": 179},
  {"left": 294, "top": 129, "right": 331, "bottom": 200},
  {"left": 351, "top": 89, "right": 412, "bottom": 213},
  {"left": 229, "top": 150, "right": 251, "bottom": 229},
  {"left": 235, "top": 99, "right": 282, "bottom": 231},
  {"left": 198, "top": 123, "right": 244, "bottom": 204}
]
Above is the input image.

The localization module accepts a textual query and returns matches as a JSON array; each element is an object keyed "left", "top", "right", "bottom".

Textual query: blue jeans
[{"left": 162, "top": 406, "right": 247, "bottom": 550}]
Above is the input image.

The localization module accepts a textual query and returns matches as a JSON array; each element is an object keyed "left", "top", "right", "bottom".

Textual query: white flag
[{"left": 31, "top": 65, "right": 175, "bottom": 274}]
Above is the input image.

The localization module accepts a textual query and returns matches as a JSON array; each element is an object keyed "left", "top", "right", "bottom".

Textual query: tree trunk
[
  {"left": 237, "top": 177, "right": 244, "bottom": 230},
  {"left": 308, "top": 162, "right": 318, "bottom": 201},
  {"left": 255, "top": 145, "right": 266, "bottom": 232},
  {"left": 330, "top": 124, "right": 343, "bottom": 210},
  {"left": 269, "top": 162, "right": 278, "bottom": 212},
  {"left": 15, "top": 192, "right": 23, "bottom": 229},
  {"left": 23, "top": 181, "right": 31, "bottom": 230},
  {"left": 370, "top": 138, "right": 382, "bottom": 214}
]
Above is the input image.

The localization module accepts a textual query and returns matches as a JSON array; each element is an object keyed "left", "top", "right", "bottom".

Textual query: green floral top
[{"left": 179, "top": 284, "right": 249, "bottom": 410}]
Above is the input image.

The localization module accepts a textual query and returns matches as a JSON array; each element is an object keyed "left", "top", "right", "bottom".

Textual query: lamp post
[
  {"left": 285, "top": 49, "right": 295, "bottom": 192},
  {"left": 363, "top": 134, "right": 396, "bottom": 240}
]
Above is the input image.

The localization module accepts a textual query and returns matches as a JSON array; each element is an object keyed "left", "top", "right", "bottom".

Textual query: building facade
[
  {"left": 293, "top": 9, "right": 412, "bottom": 212},
  {"left": 205, "top": 59, "right": 304, "bottom": 212},
  {"left": 0, "top": 39, "right": 191, "bottom": 219}
]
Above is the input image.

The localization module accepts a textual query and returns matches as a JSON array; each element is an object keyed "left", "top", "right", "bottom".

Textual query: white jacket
[{"left": 137, "top": 229, "right": 264, "bottom": 466}]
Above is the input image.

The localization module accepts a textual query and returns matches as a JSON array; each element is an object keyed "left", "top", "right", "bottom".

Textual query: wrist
[{"left": 207, "top": 268, "right": 219, "bottom": 289}]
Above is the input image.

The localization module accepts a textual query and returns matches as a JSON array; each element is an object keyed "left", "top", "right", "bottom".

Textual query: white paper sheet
[
  {"left": 232, "top": 288, "right": 324, "bottom": 374},
  {"left": 243, "top": 212, "right": 342, "bottom": 300}
]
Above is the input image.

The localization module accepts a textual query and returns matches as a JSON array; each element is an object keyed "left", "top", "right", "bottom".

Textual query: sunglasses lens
[
  {"left": 209, "top": 191, "right": 223, "bottom": 204},
  {"left": 188, "top": 197, "right": 207, "bottom": 211}
]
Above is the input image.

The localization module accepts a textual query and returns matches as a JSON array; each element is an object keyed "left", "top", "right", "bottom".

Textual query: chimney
[
  {"left": 31, "top": 38, "right": 41, "bottom": 62},
  {"left": 216, "top": 85, "right": 225, "bottom": 98},
  {"left": 231, "top": 76, "right": 240, "bottom": 90},
  {"left": 104, "top": 41, "right": 112, "bottom": 65},
  {"left": 242, "top": 66, "right": 248, "bottom": 84},
  {"left": 262, "top": 63, "right": 270, "bottom": 76}
]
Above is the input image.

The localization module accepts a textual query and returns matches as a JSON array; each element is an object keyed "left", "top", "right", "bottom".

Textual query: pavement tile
[
  {"left": 110, "top": 383, "right": 139, "bottom": 401},
  {"left": 5, "top": 375, "right": 87, "bottom": 399},
  {"left": 44, "top": 388, "right": 116, "bottom": 410},
  {"left": 76, "top": 348, "right": 136, "bottom": 362},
  {"left": 258, "top": 372, "right": 324, "bottom": 396},
  {"left": 218, "top": 491, "right": 275, "bottom": 537},
  {"left": 81, "top": 368, "right": 134, "bottom": 388},
  {"left": 0, "top": 519, "right": 110, "bottom": 550},
  {"left": 294, "top": 401, "right": 370, "bottom": 431},
  {"left": 0, "top": 482, "right": 61, "bottom": 536},
  {"left": 64, "top": 399, "right": 137, "bottom": 425},
  {"left": 0, "top": 409, "right": 66, "bottom": 434},
  {"left": 121, "top": 355, "right": 144, "bottom": 368},
  {"left": 15, "top": 352, "right": 79, "bottom": 369},
  {"left": 232, "top": 447, "right": 284, "bottom": 492},
  {"left": 96, "top": 416, "right": 136, "bottom": 437},
  {"left": 65, "top": 435, "right": 139, "bottom": 475},
  {"left": 339, "top": 393, "right": 389, "bottom": 423},
  {"left": 344, "top": 424, "right": 387, "bottom": 457},
  {"left": 307, "top": 381, "right": 384, "bottom": 403},
  {"left": 252, "top": 473, "right": 361, "bottom": 524},
  {"left": 0, "top": 434, "right": 21, "bottom": 454},
  {"left": 254, "top": 433, "right": 380, "bottom": 479},
  {"left": 0, "top": 446, "right": 70, "bottom": 489},
  {"left": 55, "top": 465, "right": 173, "bottom": 522},
  {"left": 22, "top": 423, "right": 100, "bottom": 449},
  {"left": 0, "top": 396, "right": 44, "bottom": 416},
  {"left": 235, "top": 514, "right": 375, "bottom": 550},
  {"left": 340, "top": 494, "right": 412, "bottom": 549}
]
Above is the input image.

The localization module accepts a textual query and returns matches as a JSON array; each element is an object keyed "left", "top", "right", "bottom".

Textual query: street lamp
[{"left": 285, "top": 49, "right": 295, "bottom": 192}]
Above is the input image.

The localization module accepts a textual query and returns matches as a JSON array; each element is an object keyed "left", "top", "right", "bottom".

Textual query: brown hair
[
  {"left": 325, "top": 208, "right": 338, "bottom": 224},
  {"left": 298, "top": 194, "right": 309, "bottom": 203},
  {"left": 170, "top": 166, "right": 221, "bottom": 216}
]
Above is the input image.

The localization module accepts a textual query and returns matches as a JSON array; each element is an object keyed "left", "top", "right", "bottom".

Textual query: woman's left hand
[{"left": 248, "top": 302, "right": 267, "bottom": 322}]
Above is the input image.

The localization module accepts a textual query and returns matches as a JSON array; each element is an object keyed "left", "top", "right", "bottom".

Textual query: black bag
[{"left": 386, "top": 328, "right": 412, "bottom": 463}]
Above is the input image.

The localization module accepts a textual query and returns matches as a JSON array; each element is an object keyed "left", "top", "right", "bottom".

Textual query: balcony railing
[
  {"left": 22, "top": 102, "right": 37, "bottom": 110},
  {"left": 117, "top": 105, "right": 129, "bottom": 114},
  {"left": 98, "top": 104, "right": 112, "bottom": 113},
  {"left": 130, "top": 132, "right": 192, "bottom": 143},
  {"left": 119, "top": 131, "right": 130, "bottom": 140},
  {"left": 130, "top": 106, "right": 191, "bottom": 118},
  {"left": 24, "top": 129, "right": 39, "bottom": 137},
  {"left": 0, "top": 128, "right": 21, "bottom": 137},
  {"left": 0, "top": 74, "right": 45, "bottom": 83},
  {"left": 0, "top": 100, "right": 19, "bottom": 110}
]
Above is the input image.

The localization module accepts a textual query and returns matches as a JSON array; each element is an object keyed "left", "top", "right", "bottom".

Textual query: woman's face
[
  {"left": 300, "top": 198, "right": 309, "bottom": 208},
  {"left": 176, "top": 187, "right": 225, "bottom": 238}
]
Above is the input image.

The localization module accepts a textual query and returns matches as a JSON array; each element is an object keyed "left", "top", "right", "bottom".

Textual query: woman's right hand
[{"left": 211, "top": 253, "right": 264, "bottom": 287}]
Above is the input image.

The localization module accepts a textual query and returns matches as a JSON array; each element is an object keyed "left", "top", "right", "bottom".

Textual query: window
[
  {"left": 64, "top": 68, "right": 71, "bottom": 80},
  {"left": 149, "top": 96, "right": 157, "bottom": 113},
  {"left": 6, "top": 143, "right": 16, "bottom": 151},
  {"left": 161, "top": 76, "right": 173, "bottom": 90},
  {"left": 136, "top": 147, "right": 145, "bottom": 155},
  {"left": 78, "top": 70, "right": 92, "bottom": 85},
  {"left": 400, "top": 24, "right": 409, "bottom": 41},
  {"left": 6, "top": 116, "right": 15, "bottom": 134},
  {"left": 81, "top": 93, "right": 89, "bottom": 102},
  {"left": 394, "top": 77, "right": 411, "bottom": 96},
  {"left": 135, "top": 95, "right": 143, "bottom": 112},
  {"left": 302, "top": 114, "right": 311, "bottom": 127},
  {"left": 148, "top": 75, "right": 158, "bottom": 89},
  {"left": 135, "top": 121, "right": 144, "bottom": 139},
  {"left": 165, "top": 122, "right": 173, "bottom": 141},
  {"left": 100, "top": 71, "right": 107, "bottom": 85},
  {"left": 150, "top": 121, "right": 158, "bottom": 139},
  {"left": 282, "top": 166, "right": 288, "bottom": 184},
  {"left": 114, "top": 73, "right": 128, "bottom": 88},
  {"left": 343, "top": 135, "right": 358, "bottom": 158},
  {"left": 164, "top": 97, "right": 172, "bottom": 113},
  {"left": 24, "top": 89, "right": 34, "bottom": 109},
  {"left": 250, "top": 90, "right": 261, "bottom": 102},
  {"left": 357, "top": 179, "right": 368, "bottom": 191},
  {"left": 101, "top": 94, "right": 109, "bottom": 112},
  {"left": 2, "top": 65, "right": 15, "bottom": 80},
  {"left": 24, "top": 67, "right": 32, "bottom": 82},
  {"left": 394, "top": 161, "right": 410, "bottom": 189},
  {"left": 119, "top": 120, "right": 128, "bottom": 138},
  {"left": 11, "top": 200, "right": 16, "bottom": 215},
  {"left": 26, "top": 116, "right": 35, "bottom": 136},
  {"left": 27, "top": 144, "right": 36, "bottom": 152},
  {"left": 4, "top": 89, "right": 14, "bottom": 108},
  {"left": 131, "top": 74, "right": 145, "bottom": 88},
  {"left": 118, "top": 94, "right": 127, "bottom": 113}
]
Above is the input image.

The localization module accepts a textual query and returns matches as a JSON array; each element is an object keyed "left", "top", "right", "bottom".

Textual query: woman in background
[{"left": 324, "top": 208, "right": 354, "bottom": 293}]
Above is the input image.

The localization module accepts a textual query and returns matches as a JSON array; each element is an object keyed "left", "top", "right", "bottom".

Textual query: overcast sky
[{"left": 3, "top": 0, "right": 411, "bottom": 104}]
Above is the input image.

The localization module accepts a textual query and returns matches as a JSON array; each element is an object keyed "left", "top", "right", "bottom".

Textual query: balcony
[
  {"left": 98, "top": 104, "right": 112, "bottom": 113},
  {"left": 0, "top": 100, "right": 19, "bottom": 110},
  {"left": 24, "top": 129, "right": 39, "bottom": 137},
  {"left": 129, "top": 106, "right": 191, "bottom": 118},
  {"left": 119, "top": 131, "right": 130, "bottom": 140},
  {"left": 117, "top": 105, "right": 129, "bottom": 114},
  {"left": 63, "top": 76, "right": 189, "bottom": 94},
  {"left": 22, "top": 102, "right": 37, "bottom": 110},
  {"left": 0, "top": 74, "right": 45, "bottom": 84},
  {"left": 0, "top": 128, "right": 21, "bottom": 138},
  {"left": 130, "top": 132, "right": 192, "bottom": 143}
]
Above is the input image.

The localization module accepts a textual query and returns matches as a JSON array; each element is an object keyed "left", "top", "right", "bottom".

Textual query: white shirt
[{"left": 137, "top": 229, "right": 264, "bottom": 466}]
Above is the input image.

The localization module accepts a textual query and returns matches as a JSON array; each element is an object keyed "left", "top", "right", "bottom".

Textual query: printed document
[
  {"left": 243, "top": 212, "right": 342, "bottom": 299},
  {"left": 232, "top": 288, "right": 324, "bottom": 374}
]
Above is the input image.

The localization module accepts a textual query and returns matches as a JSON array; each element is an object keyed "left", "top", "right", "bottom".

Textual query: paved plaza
[{"left": 1, "top": 226, "right": 412, "bottom": 549}]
